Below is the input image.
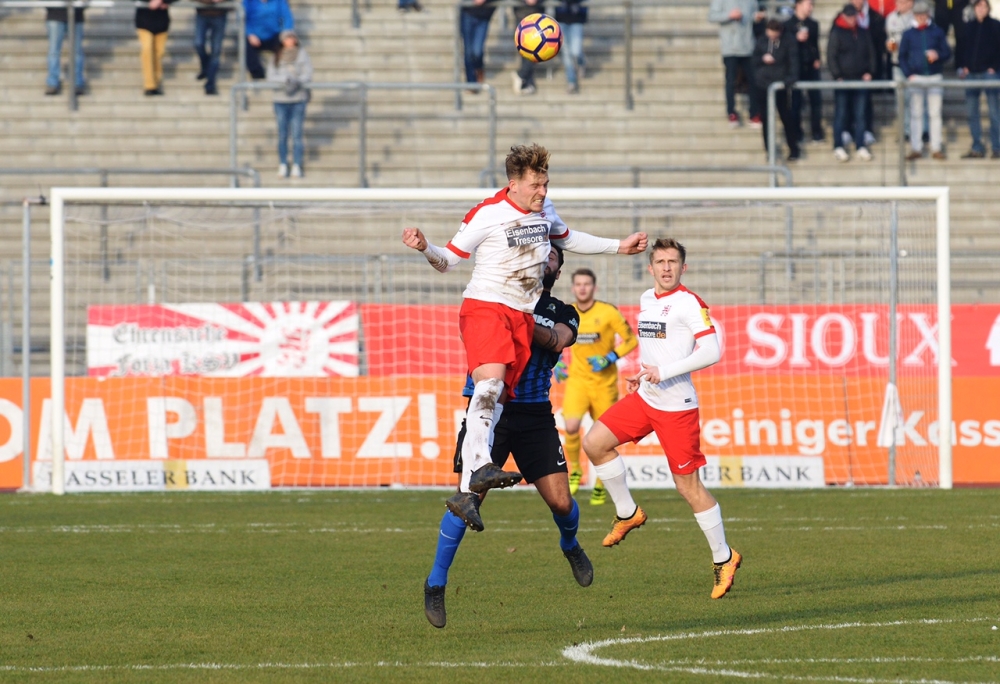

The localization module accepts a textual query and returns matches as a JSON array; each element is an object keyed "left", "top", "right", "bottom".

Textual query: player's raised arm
[
  {"left": 617, "top": 232, "right": 648, "bottom": 255},
  {"left": 401, "top": 227, "right": 462, "bottom": 274},
  {"left": 553, "top": 229, "right": 648, "bottom": 256}
]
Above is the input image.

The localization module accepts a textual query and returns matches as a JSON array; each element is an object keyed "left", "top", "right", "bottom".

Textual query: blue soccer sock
[
  {"left": 427, "top": 510, "right": 467, "bottom": 587},
  {"left": 552, "top": 499, "right": 581, "bottom": 552}
]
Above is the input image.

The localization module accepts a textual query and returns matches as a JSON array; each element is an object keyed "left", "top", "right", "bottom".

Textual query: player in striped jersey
[
  {"left": 582, "top": 238, "right": 743, "bottom": 600},
  {"left": 424, "top": 246, "right": 593, "bottom": 628},
  {"left": 402, "top": 143, "right": 647, "bottom": 532}
]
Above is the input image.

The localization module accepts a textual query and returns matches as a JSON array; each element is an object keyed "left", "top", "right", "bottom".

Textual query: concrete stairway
[{"left": 0, "top": 0, "right": 997, "bottom": 307}]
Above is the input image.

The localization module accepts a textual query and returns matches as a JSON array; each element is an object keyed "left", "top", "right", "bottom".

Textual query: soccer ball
[{"left": 515, "top": 13, "right": 563, "bottom": 63}]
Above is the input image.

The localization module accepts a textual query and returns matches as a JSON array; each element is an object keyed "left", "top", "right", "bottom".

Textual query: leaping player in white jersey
[
  {"left": 582, "top": 237, "right": 743, "bottom": 600},
  {"left": 402, "top": 143, "right": 647, "bottom": 532}
]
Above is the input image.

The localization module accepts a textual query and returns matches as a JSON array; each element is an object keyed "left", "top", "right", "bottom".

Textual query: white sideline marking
[
  {"left": 1, "top": 521, "right": 996, "bottom": 535},
  {"left": 0, "top": 621, "right": 996, "bottom": 677},
  {"left": 0, "top": 661, "right": 564, "bottom": 674},
  {"left": 561, "top": 618, "right": 1000, "bottom": 683}
]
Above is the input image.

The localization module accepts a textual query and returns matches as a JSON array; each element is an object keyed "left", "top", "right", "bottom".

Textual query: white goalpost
[{"left": 46, "top": 186, "right": 952, "bottom": 494}]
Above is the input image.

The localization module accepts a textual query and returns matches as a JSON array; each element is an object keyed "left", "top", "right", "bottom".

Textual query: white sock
[
  {"left": 487, "top": 402, "right": 503, "bottom": 452},
  {"left": 593, "top": 457, "right": 637, "bottom": 519},
  {"left": 694, "top": 503, "right": 730, "bottom": 564},
  {"left": 458, "top": 378, "right": 504, "bottom": 492}
]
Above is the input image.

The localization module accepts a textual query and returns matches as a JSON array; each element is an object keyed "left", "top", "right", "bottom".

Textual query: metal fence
[
  {"left": 477, "top": 163, "right": 794, "bottom": 189},
  {"left": 0, "top": 0, "right": 246, "bottom": 112},
  {"left": 448, "top": 0, "right": 793, "bottom": 111},
  {"left": 229, "top": 81, "right": 498, "bottom": 188},
  {"left": 766, "top": 79, "right": 1000, "bottom": 187}
]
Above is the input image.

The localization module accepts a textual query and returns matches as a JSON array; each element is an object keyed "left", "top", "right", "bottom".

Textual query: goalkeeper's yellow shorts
[{"left": 561, "top": 378, "right": 618, "bottom": 422}]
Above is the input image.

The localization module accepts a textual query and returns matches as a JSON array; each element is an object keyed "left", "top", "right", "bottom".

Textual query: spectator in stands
[
  {"left": 844, "top": 0, "right": 886, "bottom": 147},
  {"left": 935, "top": 0, "right": 969, "bottom": 62},
  {"left": 245, "top": 0, "right": 295, "bottom": 80},
  {"left": 957, "top": 0, "right": 1000, "bottom": 158},
  {"left": 461, "top": 0, "right": 498, "bottom": 90},
  {"left": 194, "top": 0, "right": 229, "bottom": 96},
  {"left": 398, "top": 0, "right": 423, "bottom": 11},
  {"left": 556, "top": 0, "right": 588, "bottom": 94},
  {"left": 136, "top": 0, "right": 176, "bottom": 96},
  {"left": 710, "top": 0, "right": 765, "bottom": 127},
  {"left": 45, "top": 3, "right": 86, "bottom": 96},
  {"left": 512, "top": 0, "right": 542, "bottom": 95},
  {"left": 828, "top": 3, "right": 876, "bottom": 161},
  {"left": 901, "top": 0, "right": 952, "bottom": 159},
  {"left": 887, "top": 0, "right": 926, "bottom": 142},
  {"left": 753, "top": 19, "right": 800, "bottom": 160},
  {"left": 267, "top": 29, "right": 312, "bottom": 178},
  {"left": 785, "top": 0, "right": 824, "bottom": 143}
]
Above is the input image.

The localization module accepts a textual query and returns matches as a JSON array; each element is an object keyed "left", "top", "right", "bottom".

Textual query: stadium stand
[{"left": 0, "top": 0, "right": 996, "bottom": 303}]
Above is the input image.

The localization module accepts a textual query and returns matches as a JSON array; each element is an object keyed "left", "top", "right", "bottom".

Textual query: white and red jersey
[
  {"left": 446, "top": 189, "right": 568, "bottom": 313},
  {"left": 636, "top": 284, "right": 716, "bottom": 412}
]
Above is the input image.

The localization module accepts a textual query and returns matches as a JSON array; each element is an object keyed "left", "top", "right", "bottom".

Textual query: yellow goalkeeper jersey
[{"left": 568, "top": 300, "right": 638, "bottom": 385}]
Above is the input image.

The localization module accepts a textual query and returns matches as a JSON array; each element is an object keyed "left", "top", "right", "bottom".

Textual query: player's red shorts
[
  {"left": 459, "top": 299, "right": 534, "bottom": 397},
  {"left": 597, "top": 391, "right": 706, "bottom": 475}
]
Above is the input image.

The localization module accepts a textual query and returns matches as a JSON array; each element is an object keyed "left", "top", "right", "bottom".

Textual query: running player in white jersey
[
  {"left": 402, "top": 143, "right": 647, "bottom": 532},
  {"left": 582, "top": 237, "right": 743, "bottom": 600}
]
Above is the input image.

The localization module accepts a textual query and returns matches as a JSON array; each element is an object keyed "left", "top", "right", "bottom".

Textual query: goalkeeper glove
[
  {"left": 587, "top": 352, "right": 619, "bottom": 372},
  {"left": 553, "top": 360, "right": 568, "bottom": 383}
]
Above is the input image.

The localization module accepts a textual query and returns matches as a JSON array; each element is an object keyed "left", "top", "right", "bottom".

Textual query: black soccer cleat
[
  {"left": 468, "top": 462, "right": 523, "bottom": 494},
  {"left": 424, "top": 580, "right": 446, "bottom": 628},
  {"left": 563, "top": 543, "right": 594, "bottom": 587},
  {"left": 446, "top": 491, "right": 484, "bottom": 531}
]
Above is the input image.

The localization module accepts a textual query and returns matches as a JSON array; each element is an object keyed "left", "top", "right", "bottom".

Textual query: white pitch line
[
  {"left": 0, "top": 661, "right": 566, "bottom": 674},
  {"left": 562, "top": 618, "right": 1000, "bottom": 684}
]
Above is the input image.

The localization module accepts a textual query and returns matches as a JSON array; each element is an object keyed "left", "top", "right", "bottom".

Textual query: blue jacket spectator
[
  {"left": 245, "top": 0, "right": 293, "bottom": 42},
  {"left": 244, "top": 0, "right": 295, "bottom": 79},
  {"left": 900, "top": 1, "right": 951, "bottom": 159},
  {"left": 899, "top": 17, "right": 951, "bottom": 76}
]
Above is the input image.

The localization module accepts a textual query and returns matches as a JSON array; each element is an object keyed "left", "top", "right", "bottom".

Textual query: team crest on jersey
[
  {"left": 547, "top": 303, "right": 557, "bottom": 313},
  {"left": 661, "top": 305, "right": 671, "bottom": 316}
]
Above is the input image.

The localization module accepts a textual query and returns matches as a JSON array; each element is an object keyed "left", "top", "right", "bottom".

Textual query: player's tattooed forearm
[
  {"left": 423, "top": 249, "right": 448, "bottom": 271},
  {"left": 539, "top": 326, "right": 559, "bottom": 350}
]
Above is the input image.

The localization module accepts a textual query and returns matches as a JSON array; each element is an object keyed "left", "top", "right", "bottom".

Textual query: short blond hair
[
  {"left": 505, "top": 143, "right": 550, "bottom": 180},
  {"left": 649, "top": 237, "right": 687, "bottom": 264}
]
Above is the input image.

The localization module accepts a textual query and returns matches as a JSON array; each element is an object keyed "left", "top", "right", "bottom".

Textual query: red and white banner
[
  {"left": 87, "top": 302, "right": 359, "bottom": 378},
  {"left": 362, "top": 304, "right": 1000, "bottom": 378}
]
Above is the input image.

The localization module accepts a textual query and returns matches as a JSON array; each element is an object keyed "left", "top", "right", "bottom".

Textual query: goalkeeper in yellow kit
[{"left": 555, "top": 268, "right": 637, "bottom": 505}]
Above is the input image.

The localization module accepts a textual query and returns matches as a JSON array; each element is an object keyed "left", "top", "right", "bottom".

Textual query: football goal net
[{"left": 44, "top": 186, "right": 951, "bottom": 493}]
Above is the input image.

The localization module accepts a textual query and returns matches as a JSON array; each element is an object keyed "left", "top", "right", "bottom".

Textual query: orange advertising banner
[{"left": 0, "top": 376, "right": 997, "bottom": 490}]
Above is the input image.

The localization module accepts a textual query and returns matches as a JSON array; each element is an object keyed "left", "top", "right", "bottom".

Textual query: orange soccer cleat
[
  {"left": 602, "top": 506, "right": 647, "bottom": 547},
  {"left": 711, "top": 548, "right": 743, "bottom": 599}
]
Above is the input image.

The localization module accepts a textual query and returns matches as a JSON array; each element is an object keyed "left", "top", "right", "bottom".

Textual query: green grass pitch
[{"left": 1, "top": 488, "right": 997, "bottom": 682}]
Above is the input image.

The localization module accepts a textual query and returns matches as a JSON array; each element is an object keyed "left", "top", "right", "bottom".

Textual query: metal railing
[
  {"left": 451, "top": 0, "right": 793, "bottom": 111},
  {"left": 0, "top": 0, "right": 245, "bottom": 112},
  {"left": 477, "top": 163, "right": 793, "bottom": 188},
  {"left": 767, "top": 79, "right": 1000, "bottom": 187},
  {"left": 452, "top": 0, "right": 718, "bottom": 111},
  {"left": 0, "top": 166, "right": 259, "bottom": 189},
  {"left": 229, "top": 81, "right": 497, "bottom": 188}
]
